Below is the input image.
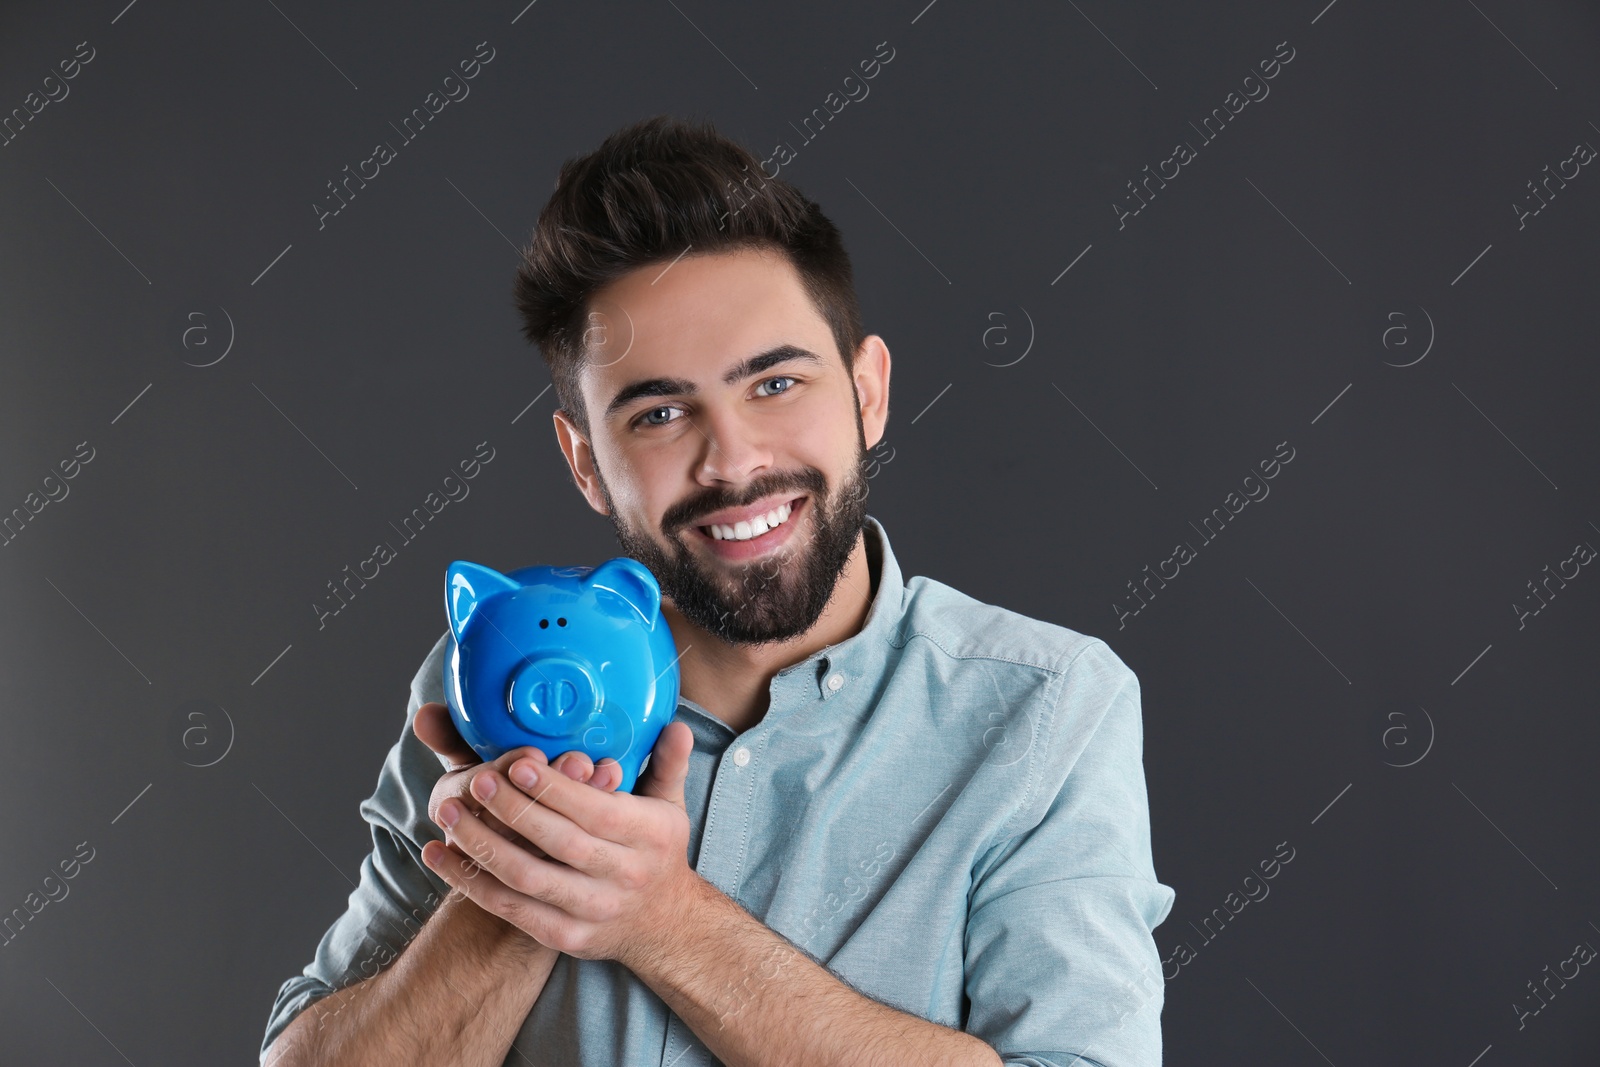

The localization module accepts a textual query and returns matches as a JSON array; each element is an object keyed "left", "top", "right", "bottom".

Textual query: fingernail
[
  {"left": 510, "top": 762, "right": 538, "bottom": 790},
  {"left": 438, "top": 801, "right": 459, "bottom": 829},
  {"left": 472, "top": 772, "right": 496, "bottom": 802}
]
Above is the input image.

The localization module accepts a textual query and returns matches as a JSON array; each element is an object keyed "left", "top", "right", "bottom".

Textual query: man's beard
[{"left": 595, "top": 434, "right": 872, "bottom": 648}]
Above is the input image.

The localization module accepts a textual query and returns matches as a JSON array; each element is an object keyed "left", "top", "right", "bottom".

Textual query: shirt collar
[{"left": 772, "top": 513, "right": 906, "bottom": 701}]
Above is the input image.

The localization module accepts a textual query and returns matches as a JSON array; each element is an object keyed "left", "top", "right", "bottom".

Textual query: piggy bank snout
[{"left": 507, "top": 657, "right": 601, "bottom": 732}]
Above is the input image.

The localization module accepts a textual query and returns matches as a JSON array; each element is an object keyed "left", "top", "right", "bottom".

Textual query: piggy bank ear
[
  {"left": 588, "top": 557, "right": 662, "bottom": 625},
  {"left": 446, "top": 561, "right": 520, "bottom": 639}
]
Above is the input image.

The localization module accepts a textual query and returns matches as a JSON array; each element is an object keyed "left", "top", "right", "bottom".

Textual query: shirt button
[
  {"left": 732, "top": 746, "right": 751, "bottom": 767},
  {"left": 826, "top": 673, "right": 844, "bottom": 692}
]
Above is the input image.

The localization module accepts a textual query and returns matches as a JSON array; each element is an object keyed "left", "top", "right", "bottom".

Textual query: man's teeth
[{"left": 704, "top": 502, "right": 793, "bottom": 542}]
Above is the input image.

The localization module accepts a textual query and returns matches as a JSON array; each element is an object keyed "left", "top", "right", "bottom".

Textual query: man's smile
[{"left": 687, "top": 494, "right": 809, "bottom": 562}]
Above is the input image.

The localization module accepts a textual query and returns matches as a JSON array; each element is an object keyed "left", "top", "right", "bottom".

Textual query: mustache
[{"left": 667, "top": 472, "right": 826, "bottom": 532}]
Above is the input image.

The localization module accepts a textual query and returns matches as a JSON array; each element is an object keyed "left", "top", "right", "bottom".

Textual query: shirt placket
[{"left": 658, "top": 674, "right": 813, "bottom": 1066}]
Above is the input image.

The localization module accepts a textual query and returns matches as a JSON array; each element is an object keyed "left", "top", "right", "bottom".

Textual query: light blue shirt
[{"left": 261, "top": 515, "right": 1175, "bottom": 1066}]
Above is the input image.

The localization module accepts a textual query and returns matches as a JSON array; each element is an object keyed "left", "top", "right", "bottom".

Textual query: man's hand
[
  {"left": 419, "top": 719, "right": 699, "bottom": 969},
  {"left": 411, "top": 701, "right": 623, "bottom": 860}
]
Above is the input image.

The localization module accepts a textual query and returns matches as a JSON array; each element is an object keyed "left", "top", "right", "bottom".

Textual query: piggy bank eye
[
  {"left": 539, "top": 619, "right": 549, "bottom": 629},
  {"left": 558, "top": 617, "right": 567, "bottom": 627}
]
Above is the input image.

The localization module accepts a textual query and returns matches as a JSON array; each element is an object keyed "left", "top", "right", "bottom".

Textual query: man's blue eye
[
  {"left": 758, "top": 376, "right": 796, "bottom": 396},
  {"left": 640, "top": 406, "right": 678, "bottom": 427}
]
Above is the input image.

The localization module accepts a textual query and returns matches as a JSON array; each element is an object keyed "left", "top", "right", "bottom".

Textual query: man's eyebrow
[{"left": 603, "top": 344, "right": 827, "bottom": 423}]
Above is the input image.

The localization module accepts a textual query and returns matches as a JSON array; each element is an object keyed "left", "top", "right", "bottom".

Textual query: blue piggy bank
[{"left": 441, "top": 557, "right": 681, "bottom": 794}]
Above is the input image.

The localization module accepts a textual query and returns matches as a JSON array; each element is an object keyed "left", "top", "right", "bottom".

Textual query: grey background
[{"left": 2, "top": 0, "right": 1598, "bottom": 1062}]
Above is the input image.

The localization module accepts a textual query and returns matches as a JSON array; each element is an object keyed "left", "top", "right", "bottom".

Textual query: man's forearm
[
  {"left": 628, "top": 874, "right": 1003, "bottom": 1067},
  {"left": 265, "top": 890, "right": 556, "bottom": 1067}
]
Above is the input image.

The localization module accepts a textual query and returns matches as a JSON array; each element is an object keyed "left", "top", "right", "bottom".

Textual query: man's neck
[{"left": 667, "top": 528, "right": 879, "bottom": 735}]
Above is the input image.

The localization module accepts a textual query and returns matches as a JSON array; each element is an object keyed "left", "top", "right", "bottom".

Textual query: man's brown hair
[{"left": 513, "top": 113, "right": 867, "bottom": 439}]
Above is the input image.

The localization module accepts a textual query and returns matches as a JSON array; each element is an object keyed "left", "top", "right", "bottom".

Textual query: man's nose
[{"left": 690, "top": 407, "right": 772, "bottom": 484}]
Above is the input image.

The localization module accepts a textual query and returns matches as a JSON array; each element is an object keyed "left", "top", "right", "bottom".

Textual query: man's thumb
[
  {"left": 636, "top": 721, "right": 693, "bottom": 811},
  {"left": 412, "top": 701, "right": 478, "bottom": 771}
]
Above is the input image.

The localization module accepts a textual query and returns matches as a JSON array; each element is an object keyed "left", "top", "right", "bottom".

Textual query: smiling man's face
[{"left": 552, "top": 245, "right": 889, "bottom": 648}]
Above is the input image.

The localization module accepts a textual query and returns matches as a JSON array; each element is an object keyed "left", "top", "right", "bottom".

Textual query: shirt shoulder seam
[
  {"left": 893, "top": 577, "right": 1101, "bottom": 674},
  {"left": 888, "top": 621, "right": 1091, "bottom": 676}
]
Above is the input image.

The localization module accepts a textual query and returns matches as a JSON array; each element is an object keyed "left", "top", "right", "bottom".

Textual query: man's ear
[
  {"left": 853, "top": 334, "right": 891, "bottom": 450},
  {"left": 552, "top": 407, "right": 610, "bottom": 516}
]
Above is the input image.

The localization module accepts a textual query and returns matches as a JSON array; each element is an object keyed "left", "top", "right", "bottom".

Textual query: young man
[{"left": 261, "top": 115, "right": 1175, "bottom": 1067}]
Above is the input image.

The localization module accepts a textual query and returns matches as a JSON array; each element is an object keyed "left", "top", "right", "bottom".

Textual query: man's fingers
[
  {"left": 412, "top": 702, "right": 478, "bottom": 768},
  {"left": 554, "top": 751, "right": 593, "bottom": 781},
  {"left": 430, "top": 744, "right": 545, "bottom": 831},
  {"left": 552, "top": 751, "right": 624, "bottom": 792},
  {"left": 590, "top": 759, "right": 623, "bottom": 792},
  {"left": 444, "top": 751, "right": 600, "bottom": 857}
]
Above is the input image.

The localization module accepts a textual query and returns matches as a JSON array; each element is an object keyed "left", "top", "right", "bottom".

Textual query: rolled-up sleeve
[
  {"left": 259, "top": 631, "right": 457, "bottom": 1063},
  {"left": 963, "top": 639, "right": 1176, "bottom": 1067}
]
